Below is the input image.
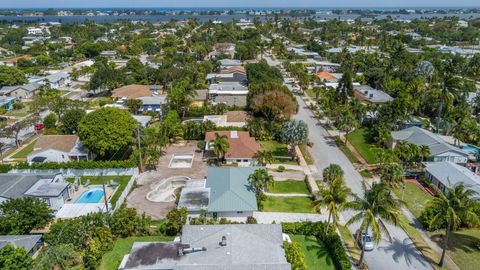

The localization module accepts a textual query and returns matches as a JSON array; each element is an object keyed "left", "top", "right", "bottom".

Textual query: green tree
[
  {"left": 346, "top": 183, "right": 404, "bottom": 268},
  {"left": 280, "top": 120, "right": 309, "bottom": 155},
  {"left": 78, "top": 107, "right": 137, "bottom": 157},
  {"left": 109, "top": 205, "right": 151, "bottom": 237},
  {"left": 248, "top": 168, "right": 274, "bottom": 193},
  {"left": 165, "top": 208, "right": 188, "bottom": 236},
  {"left": 0, "top": 244, "right": 32, "bottom": 270},
  {"left": 34, "top": 244, "right": 76, "bottom": 270},
  {"left": 322, "top": 164, "right": 344, "bottom": 184},
  {"left": 380, "top": 164, "right": 405, "bottom": 188},
  {"left": 427, "top": 183, "right": 479, "bottom": 267},
  {"left": 336, "top": 71, "right": 354, "bottom": 104},
  {"left": 124, "top": 99, "right": 143, "bottom": 114},
  {"left": 0, "top": 197, "right": 53, "bottom": 235},
  {"left": 283, "top": 241, "right": 307, "bottom": 270},
  {"left": 250, "top": 91, "right": 297, "bottom": 122},
  {"left": 212, "top": 133, "right": 230, "bottom": 162},
  {"left": 0, "top": 66, "right": 28, "bottom": 87},
  {"left": 254, "top": 150, "right": 274, "bottom": 165},
  {"left": 60, "top": 109, "right": 86, "bottom": 134},
  {"left": 335, "top": 108, "right": 358, "bottom": 144},
  {"left": 43, "top": 113, "right": 57, "bottom": 129},
  {"left": 314, "top": 177, "right": 351, "bottom": 232}
]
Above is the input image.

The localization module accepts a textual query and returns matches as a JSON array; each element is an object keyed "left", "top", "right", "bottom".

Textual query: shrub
[
  {"left": 277, "top": 165, "right": 286, "bottom": 172},
  {"left": 12, "top": 102, "right": 25, "bottom": 110},
  {"left": 419, "top": 204, "right": 446, "bottom": 231},
  {"left": 164, "top": 208, "right": 188, "bottom": 236},
  {"left": 246, "top": 216, "right": 257, "bottom": 224},
  {"left": 43, "top": 112, "right": 58, "bottom": 129},
  {"left": 324, "top": 233, "right": 351, "bottom": 270},
  {"left": 15, "top": 154, "right": 137, "bottom": 169},
  {"left": 284, "top": 241, "right": 307, "bottom": 270}
]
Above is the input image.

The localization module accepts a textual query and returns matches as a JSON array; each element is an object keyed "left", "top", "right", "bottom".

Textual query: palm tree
[
  {"left": 427, "top": 183, "right": 479, "bottom": 267},
  {"left": 322, "top": 164, "right": 344, "bottom": 184},
  {"left": 346, "top": 182, "right": 404, "bottom": 268},
  {"left": 254, "top": 150, "right": 274, "bottom": 165},
  {"left": 380, "top": 164, "right": 405, "bottom": 188},
  {"left": 213, "top": 133, "right": 229, "bottom": 162},
  {"left": 248, "top": 168, "right": 274, "bottom": 193},
  {"left": 314, "top": 177, "right": 352, "bottom": 233}
]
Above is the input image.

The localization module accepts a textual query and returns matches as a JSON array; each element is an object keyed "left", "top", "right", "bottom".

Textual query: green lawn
[
  {"left": 359, "top": 169, "right": 373, "bottom": 178},
  {"left": 268, "top": 180, "right": 310, "bottom": 194},
  {"left": 393, "top": 182, "right": 432, "bottom": 219},
  {"left": 430, "top": 229, "right": 480, "bottom": 270},
  {"left": 259, "top": 140, "right": 297, "bottom": 165},
  {"left": 66, "top": 175, "right": 132, "bottom": 208},
  {"left": 99, "top": 235, "right": 173, "bottom": 270},
  {"left": 11, "top": 140, "right": 37, "bottom": 159},
  {"left": 4, "top": 110, "right": 29, "bottom": 118},
  {"left": 290, "top": 235, "right": 335, "bottom": 270},
  {"left": 334, "top": 137, "right": 360, "bottom": 164},
  {"left": 299, "top": 144, "right": 314, "bottom": 165},
  {"left": 347, "top": 129, "right": 377, "bottom": 164},
  {"left": 263, "top": 196, "right": 315, "bottom": 213}
]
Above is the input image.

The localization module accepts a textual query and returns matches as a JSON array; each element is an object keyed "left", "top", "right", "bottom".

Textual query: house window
[
  {"left": 236, "top": 211, "right": 243, "bottom": 214},
  {"left": 243, "top": 159, "right": 248, "bottom": 162}
]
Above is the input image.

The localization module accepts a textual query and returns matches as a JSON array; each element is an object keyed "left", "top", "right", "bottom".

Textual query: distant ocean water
[{"left": 0, "top": 13, "right": 479, "bottom": 24}]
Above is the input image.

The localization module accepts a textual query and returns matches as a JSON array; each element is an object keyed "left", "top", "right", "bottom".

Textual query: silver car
[{"left": 359, "top": 233, "right": 374, "bottom": 251}]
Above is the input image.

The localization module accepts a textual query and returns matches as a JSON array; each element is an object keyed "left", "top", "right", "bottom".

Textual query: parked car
[{"left": 358, "top": 232, "right": 374, "bottom": 251}]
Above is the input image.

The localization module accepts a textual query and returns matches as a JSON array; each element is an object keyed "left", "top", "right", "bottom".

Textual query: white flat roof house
[{"left": 27, "top": 135, "right": 92, "bottom": 164}]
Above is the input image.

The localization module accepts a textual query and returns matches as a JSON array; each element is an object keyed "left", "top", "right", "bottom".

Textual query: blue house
[
  {"left": 0, "top": 97, "right": 16, "bottom": 110},
  {"left": 136, "top": 96, "right": 166, "bottom": 114}
]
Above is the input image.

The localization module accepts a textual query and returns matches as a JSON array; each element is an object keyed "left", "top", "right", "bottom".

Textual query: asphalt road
[{"left": 293, "top": 94, "right": 432, "bottom": 270}]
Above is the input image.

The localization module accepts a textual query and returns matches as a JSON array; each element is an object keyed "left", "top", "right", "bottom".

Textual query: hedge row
[
  {"left": 15, "top": 157, "right": 137, "bottom": 170},
  {"left": 282, "top": 222, "right": 351, "bottom": 270}
]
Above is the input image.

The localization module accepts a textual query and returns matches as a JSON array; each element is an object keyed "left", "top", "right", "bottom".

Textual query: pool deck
[{"left": 126, "top": 141, "right": 208, "bottom": 219}]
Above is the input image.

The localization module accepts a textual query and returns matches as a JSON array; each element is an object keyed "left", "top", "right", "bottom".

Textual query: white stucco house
[
  {"left": 27, "top": 135, "right": 93, "bottom": 164},
  {"left": 204, "top": 131, "right": 260, "bottom": 167}
]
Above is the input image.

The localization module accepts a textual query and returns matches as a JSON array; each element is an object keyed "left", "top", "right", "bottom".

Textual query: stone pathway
[{"left": 254, "top": 212, "right": 327, "bottom": 224}]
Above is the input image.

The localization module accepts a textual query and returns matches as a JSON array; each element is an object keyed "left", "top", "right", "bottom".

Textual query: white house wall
[{"left": 433, "top": 151, "right": 468, "bottom": 164}]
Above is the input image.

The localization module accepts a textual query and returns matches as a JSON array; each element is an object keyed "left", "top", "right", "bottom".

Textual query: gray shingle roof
[
  {"left": 205, "top": 167, "right": 259, "bottom": 213},
  {"left": 0, "top": 174, "right": 58, "bottom": 200},
  {"left": 0, "top": 83, "right": 40, "bottom": 95},
  {"left": 391, "top": 127, "right": 469, "bottom": 157},
  {"left": 0, "top": 235, "right": 42, "bottom": 252},
  {"left": 121, "top": 224, "right": 290, "bottom": 270},
  {"left": 425, "top": 162, "right": 480, "bottom": 196}
]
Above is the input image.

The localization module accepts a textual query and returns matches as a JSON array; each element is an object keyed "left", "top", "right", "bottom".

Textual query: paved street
[{"left": 264, "top": 55, "right": 431, "bottom": 269}]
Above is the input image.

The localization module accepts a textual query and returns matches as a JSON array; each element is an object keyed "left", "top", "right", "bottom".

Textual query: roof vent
[{"left": 220, "top": 235, "right": 227, "bottom": 246}]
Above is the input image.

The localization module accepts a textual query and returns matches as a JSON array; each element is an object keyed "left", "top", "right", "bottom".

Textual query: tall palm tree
[
  {"left": 346, "top": 182, "right": 404, "bottom": 268},
  {"left": 248, "top": 168, "right": 274, "bottom": 193},
  {"left": 428, "top": 183, "right": 479, "bottom": 267},
  {"left": 254, "top": 150, "right": 274, "bottom": 166},
  {"left": 380, "top": 164, "right": 405, "bottom": 188},
  {"left": 314, "top": 177, "right": 352, "bottom": 233},
  {"left": 213, "top": 133, "right": 229, "bottom": 162}
]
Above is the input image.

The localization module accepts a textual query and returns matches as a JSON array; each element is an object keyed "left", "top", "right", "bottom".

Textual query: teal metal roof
[{"left": 206, "top": 167, "right": 260, "bottom": 213}]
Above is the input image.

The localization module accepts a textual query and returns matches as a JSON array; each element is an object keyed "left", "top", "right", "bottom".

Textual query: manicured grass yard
[
  {"left": 67, "top": 175, "right": 132, "bottom": 208},
  {"left": 4, "top": 110, "right": 29, "bottom": 118},
  {"left": 99, "top": 235, "right": 174, "bottom": 270},
  {"left": 347, "top": 129, "right": 377, "bottom": 164},
  {"left": 11, "top": 140, "right": 37, "bottom": 159},
  {"left": 290, "top": 235, "right": 335, "bottom": 270},
  {"left": 393, "top": 182, "right": 432, "bottom": 219},
  {"left": 259, "top": 140, "right": 297, "bottom": 165},
  {"left": 334, "top": 137, "right": 360, "bottom": 164},
  {"left": 429, "top": 229, "right": 480, "bottom": 270},
  {"left": 263, "top": 196, "right": 315, "bottom": 213},
  {"left": 269, "top": 180, "right": 309, "bottom": 194}
]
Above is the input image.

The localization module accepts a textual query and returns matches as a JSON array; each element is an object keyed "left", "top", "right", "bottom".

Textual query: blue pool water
[
  {"left": 75, "top": 188, "right": 104, "bottom": 203},
  {"left": 462, "top": 145, "right": 479, "bottom": 155}
]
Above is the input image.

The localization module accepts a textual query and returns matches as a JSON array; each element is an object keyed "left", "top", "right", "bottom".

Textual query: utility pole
[
  {"left": 137, "top": 125, "right": 143, "bottom": 172},
  {"left": 101, "top": 172, "right": 110, "bottom": 213}
]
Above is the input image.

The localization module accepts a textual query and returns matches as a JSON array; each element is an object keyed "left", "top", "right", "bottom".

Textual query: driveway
[{"left": 293, "top": 94, "right": 432, "bottom": 270}]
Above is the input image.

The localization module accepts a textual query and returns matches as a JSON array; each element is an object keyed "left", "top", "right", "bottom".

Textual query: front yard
[
  {"left": 259, "top": 140, "right": 297, "bottom": 165},
  {"left": 290, "top": 234, "right": 335, "bottom": 270},
  {"left": 268, "top": 180, "right": 310, "bottom": 194},
  {"left": 393, "top": 181, "right": 432, "bottom": 219},
  {"left": 430, "top": 229, "right": 480, "bottom": 270},
  {"left": 347, "top": 128, "right": 377, "bottom": 164},
  {"left": 67, "top": 175, "right": 132, "bottom": 208},
  {"left": 263, "top": 196, "right": 315, "bottom": 213},
  {"left": 11, "top": 140, "right": 37, "bottom": 159},
  {"left": 99, "top": 235, "right": 173, "bottom": 270}
]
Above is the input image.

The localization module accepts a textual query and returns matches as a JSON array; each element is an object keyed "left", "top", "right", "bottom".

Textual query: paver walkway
[{"left": 254, "top": 212, "right": 327, "bottom": 224}]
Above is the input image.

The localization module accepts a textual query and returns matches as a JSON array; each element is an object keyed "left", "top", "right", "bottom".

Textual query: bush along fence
[
  {"left": 9, "top": 168, "right": 139, "bottom": 177},
  {"left": 282, "top": 222, "right": 352, "bottom": 270},
  {"left": 14, "top": 156, "right": 137, "bottom": 170}
]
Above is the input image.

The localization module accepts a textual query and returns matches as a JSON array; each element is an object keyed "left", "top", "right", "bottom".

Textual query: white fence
[
  {"left": 9, "top": 168, "right": 138, "bottom": 177},
  {"left": 113, "top": 174, "right": 137, "bottom": 211}
]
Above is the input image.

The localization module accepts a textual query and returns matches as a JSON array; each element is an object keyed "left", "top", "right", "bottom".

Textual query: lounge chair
[
  {"left": 83, "top": 179, "right": 91, "bottom": 187},
  {"left": 109, "top": 179, "right": 119, "bottom": 188}
]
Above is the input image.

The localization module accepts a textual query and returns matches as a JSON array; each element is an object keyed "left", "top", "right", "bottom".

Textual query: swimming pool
[
  {"left": 75, "top": 188, "right": 104, "bottom": 203},
  {"left": 462, "top": 145, "right": 479, "bottom": 155}
]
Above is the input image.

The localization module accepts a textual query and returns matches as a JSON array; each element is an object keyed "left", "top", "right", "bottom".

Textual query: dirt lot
[{"left": 126, "top": 141, "right": 208, "bottom": 219}]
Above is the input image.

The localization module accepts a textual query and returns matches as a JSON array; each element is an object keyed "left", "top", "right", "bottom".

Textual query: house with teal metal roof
[{"left": 177, "top": 167, "right": 260, "bottom": 222}]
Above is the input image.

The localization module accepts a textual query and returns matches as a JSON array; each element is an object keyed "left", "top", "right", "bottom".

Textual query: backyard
[
  {"left": 346, "top": 128, "right": 377, "bottom": 164},
  {"left": 268, "top": 180, "right": 309, "bottom": 194},
  {"left": 66, "top": 175, "right": 132, "bottom": 208},
  {"left": 98, "top": 235, "right": 173, "bottom": 270},
  {"left": 259, "top": 140, "right": 297, "bottom": 165},
  {"left": 290, "top": 234, "right": 335, "bottom": 270},
  {"left": 263, "top": 196, "right": 315, "bottom": 213}
]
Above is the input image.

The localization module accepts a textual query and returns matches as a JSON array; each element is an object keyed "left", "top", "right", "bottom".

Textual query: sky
[{"left": 1, "top": 0, "right": 480, "bottom": 9}]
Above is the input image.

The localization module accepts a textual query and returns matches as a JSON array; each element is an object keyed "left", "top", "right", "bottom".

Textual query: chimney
[{"left": 220, "top": 235, "right": 227, "bottom": 246}]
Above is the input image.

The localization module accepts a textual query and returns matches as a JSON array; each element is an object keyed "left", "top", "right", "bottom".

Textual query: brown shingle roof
[
  {"left": 316, "top": 71, "right": 336, "bottom": 80},
  {"left": 31, "top": 135, "right": 78, "bottom": 155},
  {"left": 2, "top": 55, "right": 32, "bottom": 63},
  {"left": 226, "top": 111, "right": 249, "bottom": 122},
  {"left": 220, "top": 66, "right": 246, "bottom": 74},
  {"left": 111, "top": 85, "right": 163, "bottom": 99},
  {"left": 205, "top": 131, "right": 260, "bottom": 159}
]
